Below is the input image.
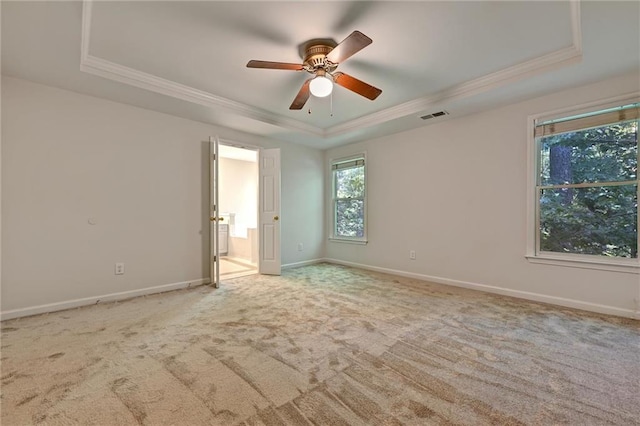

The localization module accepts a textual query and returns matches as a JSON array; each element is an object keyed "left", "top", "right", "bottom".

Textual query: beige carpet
[{"left": 1, "top": 263, "right": 638, "bottom": 425}]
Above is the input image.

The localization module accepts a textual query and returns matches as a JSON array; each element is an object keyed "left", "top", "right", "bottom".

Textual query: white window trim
[
  {"left": 329, "top": 152, "right": 368, "bottom": 244},
  {"left": 526, "top": 93, "right": 640, "bottom": 274}
]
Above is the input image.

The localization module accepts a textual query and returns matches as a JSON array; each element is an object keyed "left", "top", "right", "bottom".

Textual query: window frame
[
  {"left": 526, "top": 94, "right": 640, "bottom": 274},
  {"left": 329, "top": 153, "right": 368, "bottom": 244}
]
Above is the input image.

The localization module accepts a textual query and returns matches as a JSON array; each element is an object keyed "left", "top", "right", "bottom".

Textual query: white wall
[
  {"left": 219, "top": 157, "right": 258, "bottom": 232},
  {"left": 219, "top": 157, "right": 258, "bottom": 262},
  {"left": 325, "top": 72, "right": 640, "bottom": 318},
  {"left": 1, "top": 77, "right": 324, "bottom": 315},
  {"left": 4, "top": 73, "right": 637, "bottom": 319}
]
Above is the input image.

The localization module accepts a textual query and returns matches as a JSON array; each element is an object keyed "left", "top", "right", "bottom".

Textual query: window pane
[
  {"left": 335, "top": 166, "right": 364, "bottom": 199},
  {"left": 336, "top": 199, "right": 364, "bottom": 238},
  {"left": 539, "top": 184, "right": 638, "bottom": 258},
  {"left": 539, "top": 121, "right": 638, "bottom": 185}
]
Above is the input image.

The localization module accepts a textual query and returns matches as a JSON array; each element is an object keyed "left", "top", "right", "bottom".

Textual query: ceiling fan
[{"left": 246, "top": 31, "right": 382, "bottom": 110}]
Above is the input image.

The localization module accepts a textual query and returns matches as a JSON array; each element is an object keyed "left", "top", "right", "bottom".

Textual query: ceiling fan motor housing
[{"left": 303, "top": 44, "right": 336, "bottom": 73}]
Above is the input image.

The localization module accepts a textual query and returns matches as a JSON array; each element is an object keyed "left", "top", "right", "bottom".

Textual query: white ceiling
[{"left": 2, "top": 1, "right": 639, "bottom": 149}]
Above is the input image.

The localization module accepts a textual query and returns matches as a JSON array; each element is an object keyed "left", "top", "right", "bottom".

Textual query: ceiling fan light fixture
[
  {"left": 309, "top": 74, "right": 333, "bottom": 98},
  {"left": 247, "top": 31, "right": 381, "bottom": 109}
]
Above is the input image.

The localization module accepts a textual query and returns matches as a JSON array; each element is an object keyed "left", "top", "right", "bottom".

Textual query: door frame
[
  {"left": 210, "top": 138, "right": 280, "bottom": 283},
  {"left": 209, "top": 136, "right": 220, "bottom": 287}
]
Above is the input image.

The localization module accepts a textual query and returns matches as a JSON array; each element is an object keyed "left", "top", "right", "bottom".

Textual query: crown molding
[
  {"left": 80, "top": 0, "right": 92, "bottom": 63},
  {"left": 326, "top": 45, "right": 582, "bottom": 138},
  {"left": 569, "top": 0, "right": 583, "bottom": 54},
  {"left": 80, "top": 55, "right": 324, "bottom": 136},
  {"left": 80, "top": 0, "right": 583, "bottom": 141}
]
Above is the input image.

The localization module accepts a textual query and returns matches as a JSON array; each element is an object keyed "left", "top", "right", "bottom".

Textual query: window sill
[
  {"left": 526, "top": 253, "right": 639, "bottom": 274},
  {"left": 329, "top": 238, "right": 368, "bottom": 245}
]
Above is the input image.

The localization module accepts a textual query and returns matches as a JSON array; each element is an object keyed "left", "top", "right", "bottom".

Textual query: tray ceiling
[{"left": 2, "top": 1, "right": 639, "bottom": 148}]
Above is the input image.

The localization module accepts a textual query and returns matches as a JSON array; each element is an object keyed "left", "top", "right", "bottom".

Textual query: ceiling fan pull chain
[{"left": 330, "top": 91, "right": 333, "bottom": 117}]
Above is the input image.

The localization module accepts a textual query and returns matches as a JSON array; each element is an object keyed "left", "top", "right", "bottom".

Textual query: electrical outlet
[
  {"left": 115, "top": 263, "right": 125, "bottom": 275},
  {"left": 409, "top": 250, "right": 416, "bottom": 260},
  {"left": 298, "top": 243, "right": 304, "bottom": 251}
]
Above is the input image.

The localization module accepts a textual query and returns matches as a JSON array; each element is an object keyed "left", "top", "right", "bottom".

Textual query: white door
[
  {"left": 209, "top": 136, "right": 220, "bottom": 287},
  {"left": 258, "top": 148, "right": 281, "bottom": 275}
]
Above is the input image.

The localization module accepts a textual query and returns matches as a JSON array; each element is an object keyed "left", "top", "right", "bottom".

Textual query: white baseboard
[
  {"left": 1, "top": 278, "right": 211, "bottom": 321},
  {"left": 4, "top": 260, "right": 636, "bottom": 321},
  {"left": 324, "top": 258, "right": 639, "bottom": 319},
  {"left": 282, "top": 258, "right": 325, "bottom": 270}
]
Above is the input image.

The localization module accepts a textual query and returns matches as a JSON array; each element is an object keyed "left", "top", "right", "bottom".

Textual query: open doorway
[{"left": 218, "top": 143, "right": 259, "bottom": 279}]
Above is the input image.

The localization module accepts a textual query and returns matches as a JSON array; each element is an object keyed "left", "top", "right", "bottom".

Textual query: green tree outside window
[
  {"left": 538, "top": 118, "right": 638, "bottom": 258},
  {"left": 333, "top": 159, "right": 365, "bottom": 239}
]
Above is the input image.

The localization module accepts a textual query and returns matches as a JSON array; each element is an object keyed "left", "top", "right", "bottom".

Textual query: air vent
[{"left": 420, "top": 110, "right": 449, "bottom": 120}]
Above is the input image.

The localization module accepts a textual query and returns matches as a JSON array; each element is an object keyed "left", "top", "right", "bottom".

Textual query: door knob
[
  {"left": 273, "top": 216, "right": 279, "bottom": 221},
  {"left": 210, "top": 217, "right": 215, "bottom": 222},
  {"left": 219, "top": 217, "right": 224, "bottom": 221}
]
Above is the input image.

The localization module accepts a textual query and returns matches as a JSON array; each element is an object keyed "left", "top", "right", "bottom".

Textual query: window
[
  {"left": 331, "top": 155, "right": 367, "bottom": 243},
  {"left": 530, "top": 100, "right": 639, "bottom": 270}
]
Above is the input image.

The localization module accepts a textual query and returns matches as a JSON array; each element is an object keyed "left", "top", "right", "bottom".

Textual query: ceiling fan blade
[
  {"left": 326, "top": 30, "right": 372, "bottom": 64},
  {"left": 333, "top": 72, "right": 381, "bottom": 100},
  {"left": 290, "top": 79, "right": 311, "bottom": 110},
  {"left": 246, "top": 60, "right": 304, "bottom": 71}
]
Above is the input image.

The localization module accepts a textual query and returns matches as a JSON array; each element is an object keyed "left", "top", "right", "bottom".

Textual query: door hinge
[
  {"left": 213, "top": 255, "right": 217, "bottom": 262},
  {"left": 212, "top": 154, "right": 217, "bottom": 160}
]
